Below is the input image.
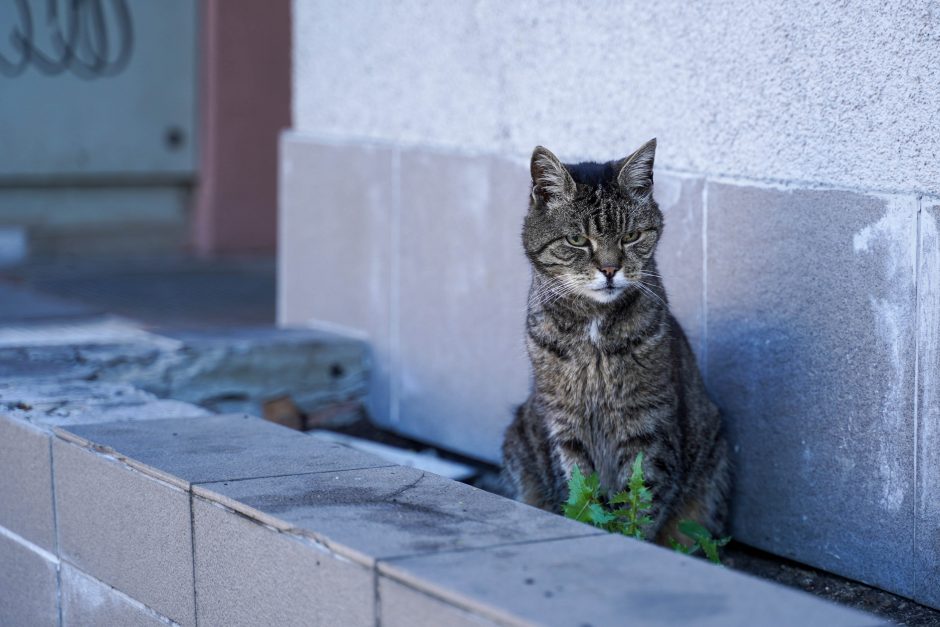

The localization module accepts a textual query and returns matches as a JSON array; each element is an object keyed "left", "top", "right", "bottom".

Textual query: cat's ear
[
  {"left": 530, "top": 146, "right": 575, "bottom": 207},
  {"left": 616, "top": 138, "right": 657, "bottom": 197}
]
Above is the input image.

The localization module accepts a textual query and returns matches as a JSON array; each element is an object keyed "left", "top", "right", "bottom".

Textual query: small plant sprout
[{"left": 564, "top": 452, "right": 731, "bottom": 564}]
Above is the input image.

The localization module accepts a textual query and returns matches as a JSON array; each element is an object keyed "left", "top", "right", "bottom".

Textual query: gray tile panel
[
  {"left": 916, "top": 201, "right": 940, "bottom": 608},
  {"left": 705, "top": 183, "right": 918, "bottom": 596},
  {"left": 53, "top": 438, "right": 196, "bottom": 626},
  {"left": 195, "top": 464, "right": 600, "bottom": 566},
  {"left": 379, "top": 577, "right": 500, "bottom": 627},
  {"left": 0, "top": 528, "right": 59, "bottom": 627},
  {"left": 396, "top": 148, "right": 531, "bottom": 461},
  {"left": 655, "top": 173, "right": 705, "bottom": 358},
  {"left": 381, "top": 534, "right": 885, "bottom": 627},
  {"left": 61, "top": 562, "right": 175, "bottom": 627},
  {"left": 193, "top": 495, "right": 374, "bottom": 627},
  {"left": 277, "top": 138, "right": 395, "bottom": 425},
  {"left": 0, "top": 415, "right": 55, "bottom": 551},
  {"left": 58, "top": 414, "right": 389, "bottom": 488}
]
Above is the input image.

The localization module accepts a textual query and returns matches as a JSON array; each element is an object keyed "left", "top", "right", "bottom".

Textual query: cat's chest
[{"left": 536, "top": 318, "right": 634, "bottom": 384}]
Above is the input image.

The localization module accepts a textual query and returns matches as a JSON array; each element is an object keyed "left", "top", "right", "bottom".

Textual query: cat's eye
[
  {"left": 621, "top": 231, "right": 642, "bottom": 245},
  {"left": 566, "top": 234, "right": 589, "bottom": 247}
]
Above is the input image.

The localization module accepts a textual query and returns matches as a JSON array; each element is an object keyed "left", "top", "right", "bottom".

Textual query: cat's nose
[{"left": 599, "top": 266, "right": 619, "bottom": 280}]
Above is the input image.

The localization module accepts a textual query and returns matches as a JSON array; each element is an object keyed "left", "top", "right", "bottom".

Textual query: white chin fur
[{"left": 583, "top": 287, "right": 625, "bottom": 303}]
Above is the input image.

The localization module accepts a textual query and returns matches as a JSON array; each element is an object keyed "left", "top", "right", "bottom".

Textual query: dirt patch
[{"left": 724, "top": 543, "right": 939, "bottom": 626}]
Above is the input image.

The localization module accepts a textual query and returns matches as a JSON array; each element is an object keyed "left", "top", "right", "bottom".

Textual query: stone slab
[
  {"left": 379, "top": 577, "right": 499, "bottom": 627},
  {"left": 0, "top": 415, "right": 55, "bottom": 551},
  {"left": 153, "top": 326, "right": 368, "bottom": 414},
  {"left": 195, "top": 464, "right": 599, "bottom": 566},
  {"left": 0, "top": 529, "right": 58, "bottom": 627},
  {"left": 396, "top": 149, "right": 531, "bottom": 461},
  {"left": 193, "top": 495, "right": 374, "bottom": 626},
  {"left": 381, "top": 533, "right": 884, "bottom": 627},
  {"left": 0, "top": 378, "right": 156, "bottom": 407},
  {"left": 61, "top": 562, "right": 174, "bottom": 627},
  {"left": 655, "top": 174, "right": 705, "bottom": 359},
  {"left": 278, "top": 137, "right": 395, "bottom": 426},
  {"left": 58, "top": 414, "right": 389, "bottom": 488},
  {"left": 53, "top": 438, "right": 196, "bottom": 626},
  {"left": 916, "top": 201, "right": 940, "bottom": 608},
  {"left": 0, "top": 334, "right": 175, "bottom": 380},
  {"left": 705, "top": 183, "right": 918, "bottom": 596},
  {"left": 0, "top": 379, "right": 208, "bottom": 429}
]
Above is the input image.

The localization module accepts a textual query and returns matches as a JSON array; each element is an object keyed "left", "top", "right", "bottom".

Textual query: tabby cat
[{"left": 501, "top": 139, "right": 730, "bottom": 542}]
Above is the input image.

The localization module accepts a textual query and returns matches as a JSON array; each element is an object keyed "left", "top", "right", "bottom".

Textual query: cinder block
[
  {"left": 195, "top": 464, "right": 598, "bottom": 565},
  {"left": 916, "top": 201, "right": 940, "bottom": 609},
  {"left": 278, "top": 136, "right": 395, "bottom": 425},
  {"left": 0, "top": 415, "right": 54, "bottom": 551},
  {"left": 396, "top": 149, "right": 531, "bottom": 461},
  {"left": 193, "top": 495, "right": 373, "bottom": 626},
  {"left": 61, "top": 562, "right": 172, "bottom": 627},
  {"left": 53, "top": 438, "right": 195, "bottom": 626},
  {"left": 58, "top": 414, "right": 388, "bottom": 487},
  {"left": 655, "top": 173, "right": 705, "bottom": 357},
  {"left": 381, "top": 534, "right": 882, "bottom": 627},
  {"left": 379, "top": 577, "right": 499, "bottom": 627},
  {"left": 0, "top": 529, "right": 58, "bottom": 627},
  {"left": 705, "top": 183, "right": 918, "bottom": 596}
]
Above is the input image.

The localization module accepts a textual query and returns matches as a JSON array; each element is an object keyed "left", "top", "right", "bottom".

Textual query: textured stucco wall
[{"left": 293, "top": 0, "right": 940, "bottom": 196}]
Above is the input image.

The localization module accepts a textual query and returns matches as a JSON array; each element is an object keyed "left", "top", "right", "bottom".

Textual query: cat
[{"left": 501, "top": 139, "right": 730, "bottom": 543}]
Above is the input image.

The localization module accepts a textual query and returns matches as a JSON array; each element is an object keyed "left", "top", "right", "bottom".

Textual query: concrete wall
[
  {"left": 280, "top": 0, "right": 940, "bottom": 607},
  {"left": 0, "top": 0, "right": 198, "bottom": 256}
]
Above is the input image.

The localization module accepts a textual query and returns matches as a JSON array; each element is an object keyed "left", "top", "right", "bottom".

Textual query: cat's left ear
[{"left": 616, "top": 138, "right": 656, "bottom": 197}]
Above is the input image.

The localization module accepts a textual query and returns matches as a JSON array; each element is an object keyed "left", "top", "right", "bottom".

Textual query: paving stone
[
  {"left": 193, "top": 495, "right": 374, "bottom": 627},
  {"left": 379, "top": 577, "right": 499, "bottom": 627},
  {"left": 195, "top": 464, "right": 600, "bottom": 566},
  {"left": 655, "top": 173, "right": 705, "bottom": 358},
  {"left": 916, "top": 201, "right": 940, "bottom": 608},
  {"left": 58, "top": 414, "right": 389, "bottom": 488},
  {"left": 0, "top": 529, "right": 58, "bottom": 627},
  {"left": 278, "top": 138, "right": 395, "bottom": 426},
  {"left": 396, "top": 149, "right": 531, "bottom": 461},
  {"left": 53, "top": 438, "right": 196, "bottom": 626},
  {"left": 0, "top": 415, "right": 54, "bottom": 551},
  {"left": 61, "top": 562, "right": 174, "bottom": 627},
  {"left": 381, "top": 534, "right": 884, "bottom": 627},
  {"left": 705, "top": 183, "right": 918, "bottom": 596}
]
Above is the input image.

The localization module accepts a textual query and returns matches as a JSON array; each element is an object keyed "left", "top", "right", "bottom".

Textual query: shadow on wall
[{"left": 704, "top": 184, "right": 918, "bottom": 597}]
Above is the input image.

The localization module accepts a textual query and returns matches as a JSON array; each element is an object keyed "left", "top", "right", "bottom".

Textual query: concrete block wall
[
  {"left": 1, "top": 391, "right": 881, "bottom": 625},
  {"left": 281, "top": 0, "right": 940, "bottom": 608}
]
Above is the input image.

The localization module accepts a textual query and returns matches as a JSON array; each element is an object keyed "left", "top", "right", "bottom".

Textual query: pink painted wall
[{"left": 193, "top": 0, "right": 291, "bottom": 255}]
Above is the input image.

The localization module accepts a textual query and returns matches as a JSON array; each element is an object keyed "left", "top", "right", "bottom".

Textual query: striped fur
[{"left": 502, "top": 140, "right": 731, "bottom": 541}]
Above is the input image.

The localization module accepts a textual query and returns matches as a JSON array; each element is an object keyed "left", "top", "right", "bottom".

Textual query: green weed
[{"left": 563, "top": 452, "right": 731, "bottom": 564}]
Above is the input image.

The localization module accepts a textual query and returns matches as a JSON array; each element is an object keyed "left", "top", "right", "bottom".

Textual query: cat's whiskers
[
  {"left": 530, "top": 276, "right": 583, "bottom": 308},
  {"left": 634, "top": 280, "right": 668, "bottom": 309}
]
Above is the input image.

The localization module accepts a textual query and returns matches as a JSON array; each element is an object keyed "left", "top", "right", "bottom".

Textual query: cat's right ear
[{"left": 530, "top": 146, "right": 575, "bottom": 208}]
